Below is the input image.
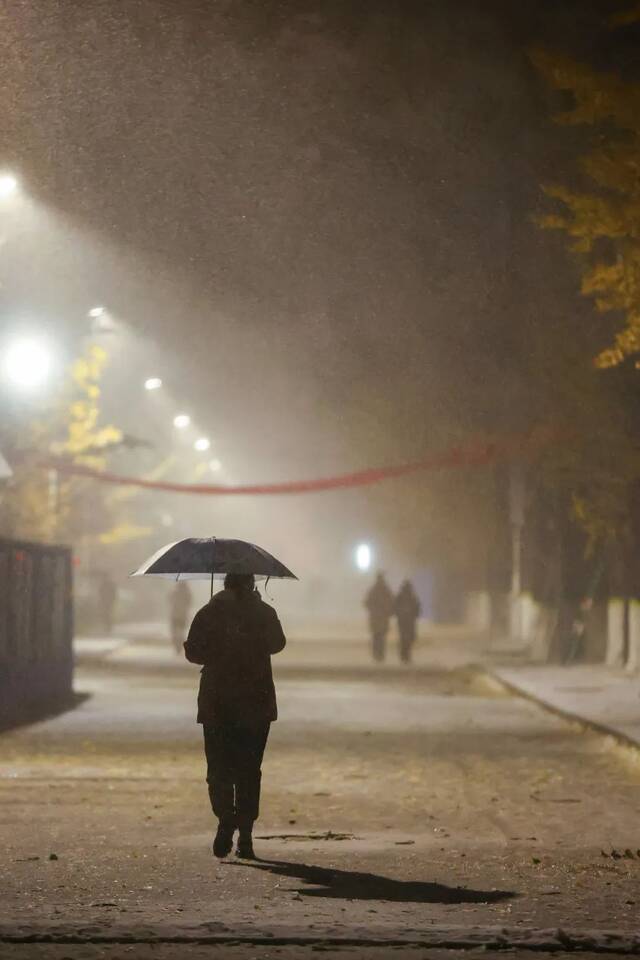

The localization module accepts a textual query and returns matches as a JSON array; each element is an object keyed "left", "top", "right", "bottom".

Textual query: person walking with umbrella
[
  {"left": 394, "top": 579, "right": 421, "bottom": 663},
  {"left": 132, "top": 537, "right": 295, "bottom": 859},
  {"left": 184, "top": 572, "right": 286, "bottom": 858}
]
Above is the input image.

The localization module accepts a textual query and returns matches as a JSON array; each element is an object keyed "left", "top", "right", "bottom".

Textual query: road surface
[{"left": 1, "top": 629, "right": 639, "bottom": 958}]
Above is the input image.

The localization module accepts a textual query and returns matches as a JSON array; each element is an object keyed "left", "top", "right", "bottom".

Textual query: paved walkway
[
  {"left": 77, "top": 627, "right": 640, "bottom": 755},
  {"left": 73, "top": 622, "right": 487, "bottom": 673},
  {"left": 491, "top": 665, "right": 640, "bottom": 751},
  {"left": 5, "top": 632, "right": 640, "bottom": 954}
]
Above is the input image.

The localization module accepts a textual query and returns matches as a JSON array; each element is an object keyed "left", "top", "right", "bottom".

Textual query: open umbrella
[{"left": 131, "top": 537, "right": 297, "bottom": 595}]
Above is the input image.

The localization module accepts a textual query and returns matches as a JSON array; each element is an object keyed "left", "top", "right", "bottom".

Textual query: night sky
[{"left": 0, "top": 0, "right": 622, "bottom": 598}]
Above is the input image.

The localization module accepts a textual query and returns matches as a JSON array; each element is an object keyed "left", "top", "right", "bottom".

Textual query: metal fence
[{"left": 0, "top": 537, "right": 73, "bottom": 727}]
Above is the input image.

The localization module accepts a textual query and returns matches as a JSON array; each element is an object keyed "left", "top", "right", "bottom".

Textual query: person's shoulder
[
  {"left": 195, "top": 591, "right": 226, "bottom": 616},
  {"left": 254, "top": 594, "right": 279, "bottom": 619}
]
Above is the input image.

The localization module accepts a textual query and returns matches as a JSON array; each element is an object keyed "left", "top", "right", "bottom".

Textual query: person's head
[{"left": 224, "top": 572, "right": 255, "bottom": 593}]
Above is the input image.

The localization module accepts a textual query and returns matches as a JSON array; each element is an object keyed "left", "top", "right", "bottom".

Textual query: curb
[{"left": 486, "top": 670, "right": 640, "bottom": 757}]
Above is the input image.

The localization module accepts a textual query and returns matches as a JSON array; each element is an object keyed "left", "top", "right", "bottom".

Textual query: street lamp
[
  {"left": 173, "top": 414, "right": 190, "bottom": 429},
  {"left": 144, "top": 377, "right": 162, "bottom": 391},
  {"left": 0, "top": 173, "right": 19, "bottom": 199},
  {"left": 355, "top": 543, "right": 373, "bottom": 572},
  {"left": 209, "top": 458, "right": 222, "bottom": 473},
  {"left": 194, "top": 437, "right": 210, "bottom": 452},
  {"left": 3, "top": 337, "right": 53, "bottom": 390},
  {"left": 87, "top": 305, "right": 115, "bottom": 334}
]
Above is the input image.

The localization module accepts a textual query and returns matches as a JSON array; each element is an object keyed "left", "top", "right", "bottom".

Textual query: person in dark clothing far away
[
  {"left": 184, "top": 572, "right": 286, "bottom": 860},
  {"left": 97, "top": 571, "right": 117, "bottom": 635},
  {"left": 169, "top": 581, "right": 192, "bottom": 654},
  {"left": 364, "top": 573, "right": 394, "bottom": 662},
  {"left": 394, "top": 579, "right": 421, "bottom": 663}
]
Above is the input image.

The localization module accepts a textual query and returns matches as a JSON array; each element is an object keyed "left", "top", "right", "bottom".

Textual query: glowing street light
[
  {"left": 173, "top": 414, "right": 190, "bottom": 429},
  {"left": 194, "top": 437, "right": 210, "bottom": 452},
  {"left": 209, "top": 458, "right": 222, "bottom": 473},
  {"left": 355, "top": 543, "right": 373, "bottom": 572},
  {"left": 87, "top": 305, "right": 115, "bottom": 335},
  {"left": 144, "top": 377, "right": 162, "bottom": 391},
  {"left": 0, "top": 173, "right": 19, "bottom": 199},
  {"left": 3, "top": 338, "right": 53, "bottom": 390}
]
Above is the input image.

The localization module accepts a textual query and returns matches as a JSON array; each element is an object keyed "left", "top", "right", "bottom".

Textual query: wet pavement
[{"left": 1, "top": 631, "right": 640, "bottom": 957}]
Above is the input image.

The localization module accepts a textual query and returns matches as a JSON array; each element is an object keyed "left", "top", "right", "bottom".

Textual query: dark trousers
[
  {"left": 398, "top": 619, "right": 416, "bottom": 663},
  {"left": 371, "top": 623, "right": 389, "bottom": 662},
  {"left": 203, "top": 722, "right": 270, "bottom": 828}
]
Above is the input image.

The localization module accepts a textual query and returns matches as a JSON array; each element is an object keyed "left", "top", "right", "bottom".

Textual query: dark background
[{"left": 0, "top": 0, "right": 626, "bottom": 612}]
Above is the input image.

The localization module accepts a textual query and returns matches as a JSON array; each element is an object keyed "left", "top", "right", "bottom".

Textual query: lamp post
[
  {"left": 2, "top": 334, "right": 59, "bottom": 537},
  {"left": 509, "top": 462, "right": 526, "bottom": 644}
]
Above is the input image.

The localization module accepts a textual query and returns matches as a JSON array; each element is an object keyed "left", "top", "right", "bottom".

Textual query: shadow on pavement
[
  {"left": 0, "top": 691, "right": 91, "bottom": 734},
  {"left": 232, "top": 857, "right": 516, "bottom": 904}
]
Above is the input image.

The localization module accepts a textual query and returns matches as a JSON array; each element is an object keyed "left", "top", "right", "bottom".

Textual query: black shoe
[
  {"left": 213, "top": 820, "right": 235, "bottom": 858},
  {"left": 236, "top": 834, "right": 255, "bottom": 859}
]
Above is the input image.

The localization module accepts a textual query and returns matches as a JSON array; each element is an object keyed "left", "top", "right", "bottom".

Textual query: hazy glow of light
[
  {"left": 0, "top": 174, "right": 18, "bottom": 198},
  {"left": 144, "top": 377, "right": 162, "bottom": 391},
  {"left": 3, "top": 338, "right": 53, "bottom": 390},
  {"left": 160, "top": 512, "right": 173, "bottom": 527},
  {"left": 88, "top": 306, "right": 105, "bottom": 318},
  {"left": 355, "top": 543, "right": 372, "bottom": 571},
  {"left": 194, "top": 437, "right": 210, "bottom": 452},
  {"left": 173, "top": 414, "right": 190, "bottom": 429},
  {"left": 209, "top": 458, "right": 222, "bottom": 472}
]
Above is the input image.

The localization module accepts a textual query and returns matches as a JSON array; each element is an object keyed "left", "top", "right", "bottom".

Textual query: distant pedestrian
[
  {"left": 563, "top": 596, "right": 592, "bottom": 664},
  {"left": 97, "top": 571, "right": 117, "bottom": 635},
  {"left": 184, "top": 573, "right": 286, "bottom": 860},
  {"left": 394, "top": 579, "right": 421, "bottom": 663},
  {"left": 364, "top": 573, "right": 394, "bottom": 662},
  {"left": 169, "top": 581, "right": 192, "bottom": 654}
]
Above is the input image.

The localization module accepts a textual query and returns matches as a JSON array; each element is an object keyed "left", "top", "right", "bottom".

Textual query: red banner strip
[{"left": 44, "top": 430, "right": 553, "bottom": 496}]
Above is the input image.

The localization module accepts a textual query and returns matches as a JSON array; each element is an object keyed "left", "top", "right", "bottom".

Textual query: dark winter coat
[
  {"left": 394, "top": 583, "right": 421, "bottom": 625},
  {"left": 184, "top": 587, "right": 286, "bottom": 726},
  {"left": 364, "top": 577, "right": 394, "bottom": 631}
]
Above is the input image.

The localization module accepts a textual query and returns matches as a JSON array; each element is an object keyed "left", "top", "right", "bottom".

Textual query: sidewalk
[
  {"left": 9, "top": 627, "right": 640, "bottom": 948},
  {"left": 490, "top": 664, "right": 640, "bottom": 752},
  {"left": 72, "top": 621, "right": 489, "bottom": 673},
  {"left": 76, "top": 629, "right": 640, "bottom": 755}
]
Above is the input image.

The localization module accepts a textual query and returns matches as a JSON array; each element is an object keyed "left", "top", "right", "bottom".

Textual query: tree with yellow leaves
[
  {"left": 1, "top": 344, "right": 149, "bottom": 550},
  {"left": 531, "top": 6, "right": 640, "bottom": 367}
]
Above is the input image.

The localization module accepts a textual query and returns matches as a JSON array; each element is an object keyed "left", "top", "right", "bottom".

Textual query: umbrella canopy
[{"left": 131, "top": 537, "right": 297, "bottom": 582}]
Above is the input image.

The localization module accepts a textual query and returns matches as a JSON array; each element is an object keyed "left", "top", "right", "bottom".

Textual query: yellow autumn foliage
[
  {"left": 531, "top": 34, "right": 640, "bottom": 367},
  {"left": 2, "top": 343, "right": 145, "bottom": 549}
]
